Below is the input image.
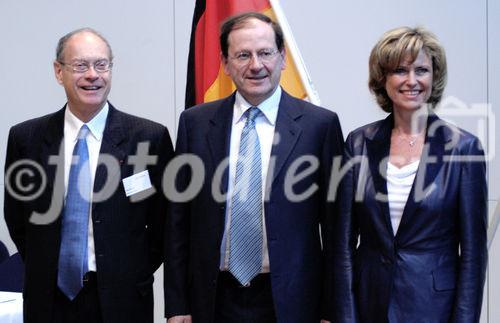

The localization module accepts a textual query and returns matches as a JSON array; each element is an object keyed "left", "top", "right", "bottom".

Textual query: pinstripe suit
[{"left": 4, "top": 103, "right": 173, "bottom": 323}]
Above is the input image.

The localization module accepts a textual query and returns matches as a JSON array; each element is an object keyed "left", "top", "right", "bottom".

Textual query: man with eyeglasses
[
  {"left": 4, "top": 28, "right": 173, "bottom": 323},
  {"left": 165, "top": 12, "right": 343, "bottom": 323}
]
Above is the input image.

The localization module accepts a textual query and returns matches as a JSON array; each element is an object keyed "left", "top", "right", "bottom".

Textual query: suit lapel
[
  {"left": 268, "top": 92, "right": 302, "bottom": 187},
  {"left": 206, "top": 91, "right": 303, "bottom": 198},
  {"left": 365, "top": 115, "right": 394, "bottom": 236},
  {"left": 206, "top": 96, "right": 234, "bottom": 195},
  {"left": 94, "top": 104, "right": 127, "bottom": 194},
  {"left": 396, "top": 114, "right": 447, "bottom": 238},
  {"left": 41, "top": 107, "right": 66, "bottom": 191}
]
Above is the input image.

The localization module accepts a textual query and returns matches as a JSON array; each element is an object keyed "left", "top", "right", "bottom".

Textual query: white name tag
[{"left": 122, "top": 170, "right": 153, "bottom": 197}]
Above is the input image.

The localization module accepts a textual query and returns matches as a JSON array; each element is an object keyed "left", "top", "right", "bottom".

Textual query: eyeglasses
[
  {"left": 58, "top": 59, "right": 113, "bottom": 73},
  {"left": 229, "top": 49, "right": 280, "bottom": 65}
]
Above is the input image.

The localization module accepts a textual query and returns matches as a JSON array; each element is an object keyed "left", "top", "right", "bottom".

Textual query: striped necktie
[{"left": 228, "top": 107, "right": 263, "bottom": 286}]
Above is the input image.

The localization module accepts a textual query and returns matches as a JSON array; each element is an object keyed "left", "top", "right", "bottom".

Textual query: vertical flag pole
[
  {"left": 269, "top": 0, "right": 321, "bottom": 105},
  {"left": 488, "top": 199, "right": 500, "bottom": 249}
]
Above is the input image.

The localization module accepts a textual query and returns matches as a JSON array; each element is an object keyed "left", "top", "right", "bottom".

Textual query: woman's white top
[{"left": 387, "top": 160, "right": 420, "bottom": 235}]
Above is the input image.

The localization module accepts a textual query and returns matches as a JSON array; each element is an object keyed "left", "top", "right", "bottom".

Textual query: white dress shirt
[
  {"left": 220, "top": 87, "right": 282, "bottom": 272},
  {"left": 387, "top": 160, "right": 419, "bottom": 235},
  {"left": 63, "top": 103, "right": 108, "bottom": 272}
]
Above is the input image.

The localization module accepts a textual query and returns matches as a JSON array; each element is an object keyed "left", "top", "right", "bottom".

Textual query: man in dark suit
[
  {"left": 165, "top": 12, "right": 343, "bottom": 323},
  {"left": 4, "top": 28, "right": 173, "bottom": 323}
]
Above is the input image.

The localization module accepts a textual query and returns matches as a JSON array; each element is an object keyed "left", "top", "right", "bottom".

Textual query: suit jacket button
[{"left": 381, "top": 256, "right": 392, "bottom": 265}]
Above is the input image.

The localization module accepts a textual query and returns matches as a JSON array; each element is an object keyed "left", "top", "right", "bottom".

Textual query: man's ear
[
  {"left": 54, "top": 61, "right": 64, "bottom": 85},
  {"left": 221, "top": 52, "right": 230, "bottom": 75},
  {"left": 280, "top": 48, "right": 287, "bottom": 70}
]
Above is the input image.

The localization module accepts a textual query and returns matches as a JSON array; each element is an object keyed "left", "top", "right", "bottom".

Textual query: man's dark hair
[{"left": 220, "top": 12, "right": 284, "bottom": 58}]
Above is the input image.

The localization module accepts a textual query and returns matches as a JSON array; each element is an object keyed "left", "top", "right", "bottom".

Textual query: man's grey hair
[{"left": 56, "top": 27, "right": 113, "bottom": 62}]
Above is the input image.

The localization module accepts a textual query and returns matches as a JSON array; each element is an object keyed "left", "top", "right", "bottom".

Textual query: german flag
[{"left": 185, "top": 0, "right": 315, "bottom": 108}]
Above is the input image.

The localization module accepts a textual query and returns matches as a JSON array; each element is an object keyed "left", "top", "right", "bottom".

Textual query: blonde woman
[{"left": 333, "top": 27, "right": 487, "bottom": 323}]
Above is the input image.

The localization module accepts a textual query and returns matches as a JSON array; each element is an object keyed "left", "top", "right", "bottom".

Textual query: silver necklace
[{"left": 396, "top": 132, "right": 421, "bottom": 147}]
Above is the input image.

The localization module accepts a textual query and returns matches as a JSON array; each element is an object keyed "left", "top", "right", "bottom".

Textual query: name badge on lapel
[{"left": 122, "top": 170, "right": 152, "bottom": 197}]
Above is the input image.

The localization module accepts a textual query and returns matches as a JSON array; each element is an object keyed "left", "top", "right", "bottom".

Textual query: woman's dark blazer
[{"left": 333, "top": 113, "right": 487, "bottom": 323}]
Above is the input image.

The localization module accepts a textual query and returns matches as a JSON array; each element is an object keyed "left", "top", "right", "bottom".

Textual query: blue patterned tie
[
  {"left": 229, "top": 107, "right": 263, "bottom": 286},
  {"left": 58, "top": 125, "right": 91, "bottom": 300}
]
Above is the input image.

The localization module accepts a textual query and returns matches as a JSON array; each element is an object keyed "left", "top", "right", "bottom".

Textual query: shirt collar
[
  {"left": 64, "top": 102, "right": 109, "bottom": 142},
  {"left": 234, "top": 86, "right": 281, "bottom": 126}
]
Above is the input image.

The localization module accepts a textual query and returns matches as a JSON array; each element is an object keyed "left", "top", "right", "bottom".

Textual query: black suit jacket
[
  {"left": 164, "top": 90, "right": 344, "bottom": 323},
  {"left": 4, "top": 103, "right": 173, "bottom": 323},
  {"left": 333, "top": 113, "right": 487, "bottom": 323}
]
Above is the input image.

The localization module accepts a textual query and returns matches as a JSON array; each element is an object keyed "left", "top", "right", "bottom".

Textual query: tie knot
[
  {"left": 78, "top": 125, "right": 90, "bottom": 140},
  {"left": 246, "top": 107, "right": 260, "bottom": 123}
]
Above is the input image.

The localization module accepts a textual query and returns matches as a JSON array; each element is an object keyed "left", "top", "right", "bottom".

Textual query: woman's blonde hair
[{"left": 368, "top": 26, "right": 447, "bottom": 112}]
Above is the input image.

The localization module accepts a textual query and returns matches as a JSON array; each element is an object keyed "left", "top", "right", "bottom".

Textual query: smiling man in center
[{"left": 165, "top": 12, "right": 344, "bottom": 323}]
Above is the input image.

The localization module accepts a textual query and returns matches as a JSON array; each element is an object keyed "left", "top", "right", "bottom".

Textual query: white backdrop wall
[{"left": 0, "top": 1, "right": 497, "bottom": 322}]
